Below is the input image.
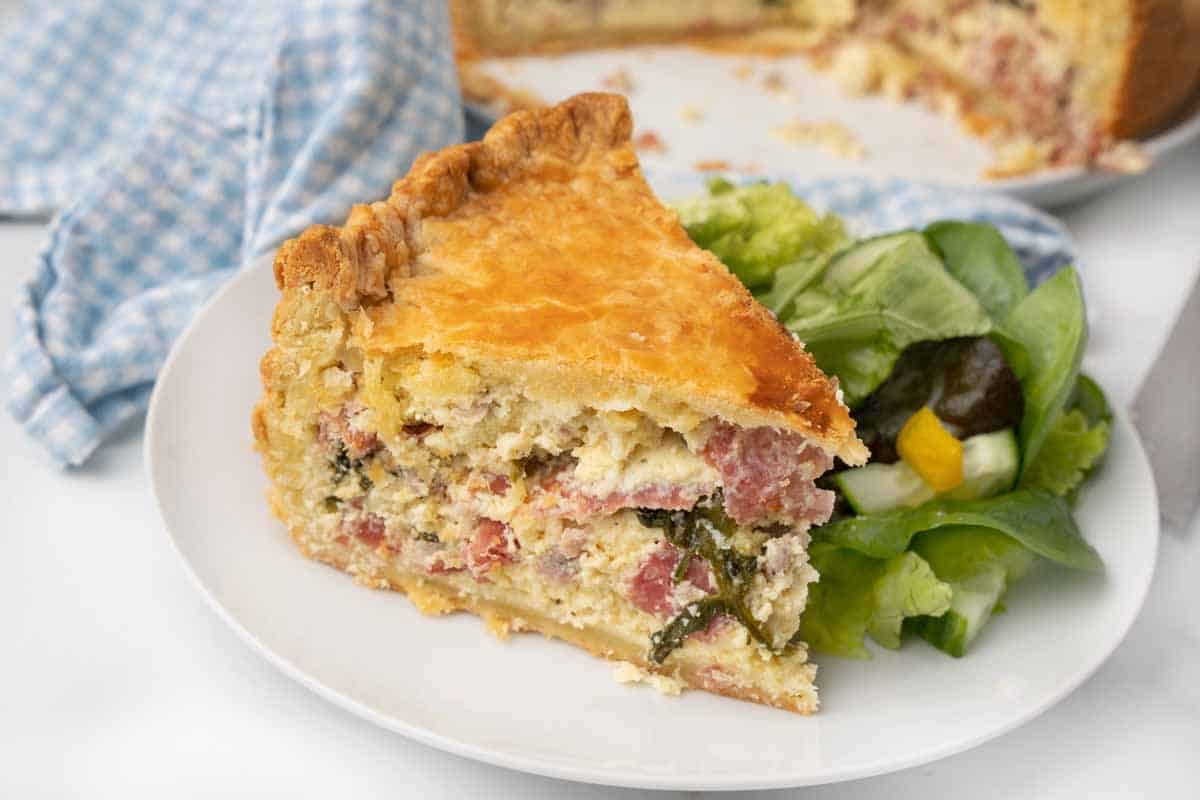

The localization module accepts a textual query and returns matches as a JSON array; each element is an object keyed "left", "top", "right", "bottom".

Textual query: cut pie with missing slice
[
  {"left": 252, "top": 93, "right": 867, "bottom": 713},
  {"left": 452, "top": 1, "right": 1200, "bottom": 178}
]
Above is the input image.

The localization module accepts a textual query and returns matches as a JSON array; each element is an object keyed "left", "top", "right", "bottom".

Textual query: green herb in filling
[
  {"left": 329, "top": 442, "right": 375, "bottom": 491},
  {"left": 330, "top": 445, "right": 352, "bottom": 484},
  {"left": 648, "top": 597, "right": 730, "bottom": 665},
  {"left": 637, "top": 500, "right": 774, "bottom": 665}
]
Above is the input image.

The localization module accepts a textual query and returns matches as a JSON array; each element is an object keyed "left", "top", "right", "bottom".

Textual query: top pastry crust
[{"left": 272, "top": 93, "right": 866, "bottom": 464}]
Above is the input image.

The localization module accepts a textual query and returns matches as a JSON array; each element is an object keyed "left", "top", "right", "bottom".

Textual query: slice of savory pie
[{"left": 253, "top": 93, "right": 867, "bottom": 713}]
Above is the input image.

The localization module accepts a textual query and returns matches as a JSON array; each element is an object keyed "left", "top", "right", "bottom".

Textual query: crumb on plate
[
  {"left": 1095, "top": 140, "right": 1151, "bottom": 174},
  {"left": 601, "top": 67, "right": 635, "bottom": 93},
  {"left": 633, "top": 130, "right": 667, "bottom": 154},
  {"left": 762, "top": 70, "right": 788, "bottom": 94},
  {"left": 770, "top": 119, "right": 866, "bottom": 160},
  {"left": 613, "top": 662, "right": 685, "bottom": 696}
]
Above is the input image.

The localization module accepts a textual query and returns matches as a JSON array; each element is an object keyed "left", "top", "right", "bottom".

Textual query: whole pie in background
[{"left": 451, "top": 0, "right": 1200, "bottom": 178}]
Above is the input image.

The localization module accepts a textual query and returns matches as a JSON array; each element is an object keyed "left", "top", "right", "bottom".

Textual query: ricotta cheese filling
[{"left": 292, "top": 352, "right": 837, "bottom": 672}]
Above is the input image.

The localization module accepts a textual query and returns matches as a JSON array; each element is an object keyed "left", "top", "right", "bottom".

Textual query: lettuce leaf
[
  {"left": 1003, "top": 267, "right": 1088, "bottom": 480},
  {"left": 1070, "top": 373, "right": 1112, "bottom": 427},
  {"left": 674, "top": 178, "right": 848, "bottom": 290},
  {"left": 924, "top": 220, "right": 1029, "bottom": 321},
  {"left": 868, "top": 550, "right": 954, "bottom": 649},
  {"left": 1020, "top": 409, "right": 1110, "bottom": 497},
  {"left": 784, "top": 237, "right": 994, "bottom": 404},
  {"left": 906, "top": 527, "right": 1037, "bottom": 656},
  {"left": 912, "top": 526, "right": 1038, "bottom": 583},
  {"left": 799, "top": 544, "right": 951, "bottom": 658},
  {"left": 812, "top": 488, "right": 1103, "bottom": 571}
]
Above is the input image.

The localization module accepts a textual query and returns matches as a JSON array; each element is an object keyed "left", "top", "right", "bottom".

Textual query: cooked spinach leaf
[
  {"left": 637, "top": 502, "right": 772, "bottom": 664},
  {"left": 329, "top": 442, "right": 375, "bottom": 490},
  {"left": 330, "top": 445, "right": 352, "bottom": 484},
  {"left": 648, "top": 598, "right": 730, "bottom": 665}
]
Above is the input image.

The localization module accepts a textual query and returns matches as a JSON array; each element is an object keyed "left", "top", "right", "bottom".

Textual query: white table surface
[{"left": 3, "top": 142, "right": 1199, "bottom": 798}]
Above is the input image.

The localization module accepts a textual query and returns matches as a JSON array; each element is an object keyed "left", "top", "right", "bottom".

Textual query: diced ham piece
[
  {"left": 427, "top": 557, "right": 463, "bottom": 575},
  {"left": 536, "top": 547, "right": 579, "bottom": 583},
  {"left": 465, "top": 518, "right": 519, "bottom": 579},
  {"left": 318, "top": 407, "right": 380, "bottom": 459},
  {"left": 700, "top": 422, "right": 835, "bottom": 527},
  {"left": 529, "top": 455, "right": 710, "bottom": 519},
  {"left": 682, "top": 555, "right": 715, "bottom": 594},
  {"left": 628, "top": 543, "right": 716, "bottom": 617},
  {"left": 563, "top": 484, "right": 707, "bottom": 518},
  {"left": 349, "top": 512, "right": 386, "bottom": 547},
  {"left": 402, "top": 421, "right": 439, "bottom": 438},
  {"left": 629, "top": 547, "right": 678, "bottom": 617},
  {"left": 486, "top": 474, "right": 511, "bottom": 495}
]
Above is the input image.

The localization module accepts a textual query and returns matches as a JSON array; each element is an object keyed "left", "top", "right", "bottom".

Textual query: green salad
[{"left": 676, "top": 178, "right": 1110, "bottom": 659}]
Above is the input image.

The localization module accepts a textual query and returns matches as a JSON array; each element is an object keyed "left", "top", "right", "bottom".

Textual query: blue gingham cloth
[{"left": 1, "top": 0, "right": 462, "bottom": 466}]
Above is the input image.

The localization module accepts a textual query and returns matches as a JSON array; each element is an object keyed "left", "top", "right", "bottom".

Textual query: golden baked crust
[
  {"left": 1109, "top": 0, "right": 1200, "bottom": 137},
  {"left": 272, "top": 93, "right": 865, "bottom": 463}
]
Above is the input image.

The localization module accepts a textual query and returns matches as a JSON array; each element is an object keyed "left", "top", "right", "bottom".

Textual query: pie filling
[
  {"left": 272, "top": 347, "right": 836, "bottom": 697},
  {"left": 816, "top": 1, "right": 1118, "bottom": 175}
]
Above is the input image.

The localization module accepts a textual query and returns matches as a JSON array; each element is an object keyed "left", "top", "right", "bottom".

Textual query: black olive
[{"left": 854, "top": 337, "right": 1024, "bottom": 463}]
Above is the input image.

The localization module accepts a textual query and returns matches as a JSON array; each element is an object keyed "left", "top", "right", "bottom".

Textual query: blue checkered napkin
[
  {"left": 647, "top": 171, "right": 1075, "bottom": 286},
  {"left": 1, "top": 0, "right": 463, "bottom": 466},
  {"left": 793, "top": 176, "right": 1075, "bottom": 285}
]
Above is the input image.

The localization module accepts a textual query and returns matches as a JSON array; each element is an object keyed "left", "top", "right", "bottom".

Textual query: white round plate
[
  {"left": 147, "top": 253, "right": 1159, "bottom": 790},
  {"left": 469, "top": 47, "right": 1200, "bottom": 208}
]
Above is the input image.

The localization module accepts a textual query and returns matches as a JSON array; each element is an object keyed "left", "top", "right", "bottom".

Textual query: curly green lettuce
[
  {"left": 1020, "top": 409, "right": 1110, "bottom": 497},
  {"left": 673, "top": 178, "right": 848, "bottom": 291},
  {"left": 798, "top": 544, "right": 951, "bottom": 658}
]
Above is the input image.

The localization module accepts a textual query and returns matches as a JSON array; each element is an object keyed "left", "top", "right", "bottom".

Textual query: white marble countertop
[{"left": 2, "top": 142, "right": 1199, "bottom": 798}]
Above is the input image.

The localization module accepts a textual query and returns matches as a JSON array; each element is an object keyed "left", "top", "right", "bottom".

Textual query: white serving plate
[
  {"left": 469, "top": 47, "right": 1200, "bottom": 208},
  {"left": 147, "top": 223, "right": 1158, "bottom": 790}
]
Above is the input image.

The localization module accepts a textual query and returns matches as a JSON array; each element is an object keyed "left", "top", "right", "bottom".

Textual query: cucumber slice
[
  {"left": 836, "top": 428, "right": 1018, "bottom": 514},
  {"left": 835, "top": 461, "right": 936, "bottom": 515},
  {"left": 908, "top": 566, "right": 1006, "bottom": 657},
  {"left": 943, "top": 428, "right": 1019, "bottom": 501},
  {"left": 823, "top": 231, "right": 926, "bottom": 290}
]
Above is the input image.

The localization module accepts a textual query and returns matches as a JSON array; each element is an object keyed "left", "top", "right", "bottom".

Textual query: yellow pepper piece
[{"left": 897, "top": 407, "right": 964, "bottom": 492}]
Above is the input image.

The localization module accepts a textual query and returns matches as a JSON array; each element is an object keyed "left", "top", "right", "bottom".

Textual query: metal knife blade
[{"left": 1133, "top": 273, "right": 1200, "bottom": 531}]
